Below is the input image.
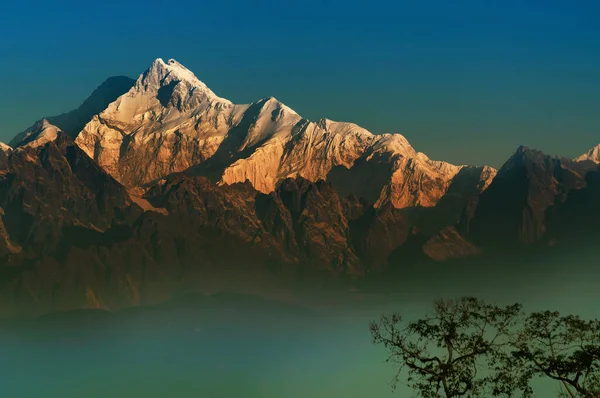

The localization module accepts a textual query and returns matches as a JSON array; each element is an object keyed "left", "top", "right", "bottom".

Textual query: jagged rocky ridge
[
  {"left": 66, "top": 58, "right": 495, "bottom": 208},
  {"left": 2, "top": 58, "right": 600, "bottom": 315}
]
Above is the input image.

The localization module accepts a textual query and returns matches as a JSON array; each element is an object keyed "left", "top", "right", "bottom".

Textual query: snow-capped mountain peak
[
  {"left": 10, "top": 119, "right": 62, "bottom": 149},
  {"left": 134, "top": 57, "right": 229, "bottom": 104},
  {"left": 68, "top": 57, "right": 497, "bottom": 207},
  {"left": 575, "top": 144, "right": 600, "bottom": 163}
]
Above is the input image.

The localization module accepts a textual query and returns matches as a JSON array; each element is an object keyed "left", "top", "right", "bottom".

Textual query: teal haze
[
  {"left": 1, "top": 256, "right": 598, "bottom": 397},
  {"left": 1, "top": 0, "right": 599, "bottom": 167}
]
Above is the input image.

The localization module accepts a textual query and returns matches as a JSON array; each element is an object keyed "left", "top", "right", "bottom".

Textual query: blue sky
[{"left": 0, "top": 0, "right": 598, "bottom": 167}]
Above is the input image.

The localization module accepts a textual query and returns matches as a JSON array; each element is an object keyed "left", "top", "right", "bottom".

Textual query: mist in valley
[{"left": 1, "top": 249, "right": 598, "bottom": 398}]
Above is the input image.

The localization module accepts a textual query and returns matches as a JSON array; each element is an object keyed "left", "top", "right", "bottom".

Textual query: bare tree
[
  {"left": 506, "top": 311, "right": 600, "bottom": 398},
  {"left": 369, "top": 297, "right": 523, "bottom": 397}
]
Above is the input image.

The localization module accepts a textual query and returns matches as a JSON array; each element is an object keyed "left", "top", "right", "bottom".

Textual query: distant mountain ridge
[
  {"left": 6, "top": 58, "right": 494, "bottom": 209},
  {"left": 1, "top": 58, "right": 600, "bottom": 316},
  {"left": 8, "top": 57, "right": 599, "bottom": 211}
]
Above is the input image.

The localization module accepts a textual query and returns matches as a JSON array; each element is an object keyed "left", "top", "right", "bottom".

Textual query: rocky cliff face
[
  {"left": 0, "top": 133, "right": 137, "bottom": 261},
  {"left": 468, "top": 146, "right": 595, "bottom": 248},
  {"left": 545, "top": 165, "right": 600, "bottom": 247},
  {"left": 401, "top": 165, "right": 497, "bottom": 235}
]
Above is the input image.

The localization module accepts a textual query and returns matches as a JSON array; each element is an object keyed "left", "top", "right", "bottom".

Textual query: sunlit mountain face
[{"left": 0, "top": 47, "right": 599, "bottom": 397}]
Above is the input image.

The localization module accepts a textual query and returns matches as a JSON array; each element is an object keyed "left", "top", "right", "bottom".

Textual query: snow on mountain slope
[
  {"left": 76, "top": 58, "right": 248, "bottom": 185},
  {"left": 218, "top": 112, "right": 378, "bottom": 193},
  {"left": 9, "top": 76, "right": 135, "bottom": 148},
  {"left": 73, "top": 58, "right": 493, "bottom": 207},
  {"left": 379, "top": 150, "right": 462, "bottom": 208},
  {"left": 575, "top": 144, "right": 600, "bottom": 163},
  {"left": 10, "top": 119, "right": 62, "bottom": 149},
  {"left": 0, "top": 142, "right": 11, "bottom": 154}
]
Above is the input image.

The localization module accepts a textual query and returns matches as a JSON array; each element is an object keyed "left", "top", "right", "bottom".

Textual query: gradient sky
[{"left": 0, "top": 0, "right": 598, "bottom": 167}]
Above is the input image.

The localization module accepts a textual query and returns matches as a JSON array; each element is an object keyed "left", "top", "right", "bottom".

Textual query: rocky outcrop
[{"left": 422, "top": 227, "right": 481, "bottom": 261}]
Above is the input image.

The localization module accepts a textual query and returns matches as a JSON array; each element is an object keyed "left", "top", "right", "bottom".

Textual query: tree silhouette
[
  {"left": 371, "top": 299, "right": 600, "bottom": 397},
  {"left": 369, "top": 297, "right": 523, "bottom": 397},
  {"left": 503, "top": 311, "right": 600, "bottom": 398}
]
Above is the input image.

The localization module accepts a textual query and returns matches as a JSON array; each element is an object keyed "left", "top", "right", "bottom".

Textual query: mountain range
[{"left": 1, "top": 58, "right": 599, "bottom": 315}]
